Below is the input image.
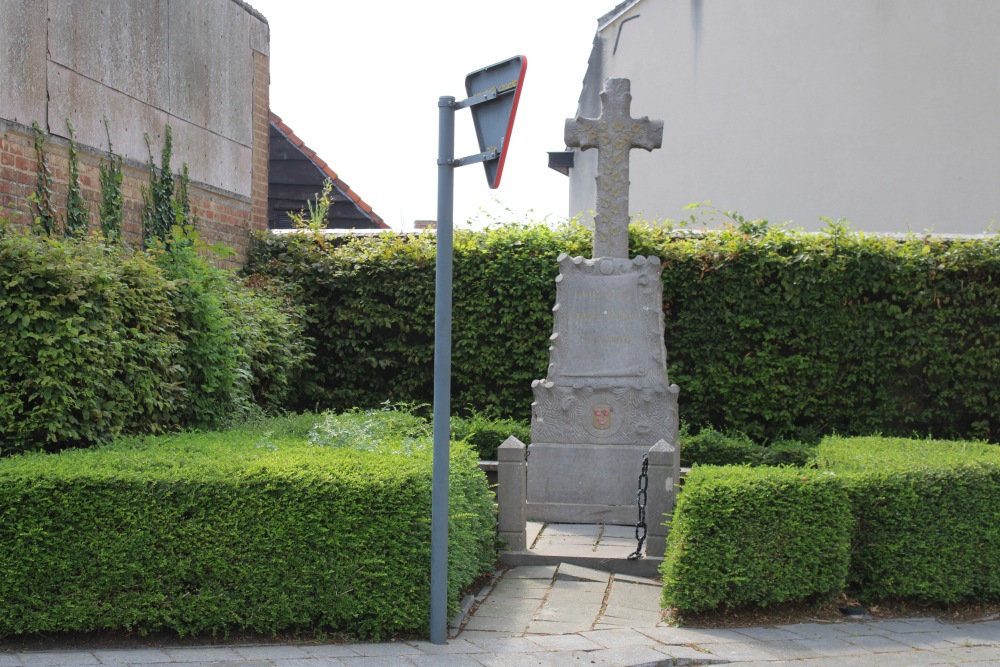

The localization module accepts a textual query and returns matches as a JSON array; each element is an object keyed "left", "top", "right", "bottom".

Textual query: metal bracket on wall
[{"left": 613, "top": 15, "right": 641, "bottom": 55}]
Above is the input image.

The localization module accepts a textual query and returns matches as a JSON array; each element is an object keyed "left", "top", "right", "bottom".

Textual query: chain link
[{"left": 626, "top": 456, "right": 649, "bottom": 560}]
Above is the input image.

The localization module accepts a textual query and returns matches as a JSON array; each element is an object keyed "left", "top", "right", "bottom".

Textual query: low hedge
[
  {"left": 815, "top": 436, "right": 1000, "bottom": 604},
  {"left": 661, "top": 436, "right": 1000, "bottom": 614},
  {"left": 660, "top": 465, "right": 851, "bottom": 613},
  {"left": 679, "top": 425, "right": 816, "bottom": 467},
  {"left": 451, "top": 413, "right": 531, "bottom": 461},
  {"left": 0, "top": 417, "right": 495, "bottom": 640}
]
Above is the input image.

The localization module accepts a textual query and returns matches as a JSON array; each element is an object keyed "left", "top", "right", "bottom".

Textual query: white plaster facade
[{"left": 566, "top": 0, "right": 1000, "bottom": 234}]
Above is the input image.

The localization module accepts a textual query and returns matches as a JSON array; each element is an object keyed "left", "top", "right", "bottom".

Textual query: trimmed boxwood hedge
[
  {"left": 0, "top": 421, "right": 495, "bottom": 640},
  {"left": 815, "top": 436, "right": 1000, "bottom": 604},
  {"left": 247, "top": 222, "right": 999, "bottom": 443},
  {"left": 661, "top": 436, "right": 1000, "bottom": 613},
  {"left": 660, "top": 465, "right": 851, "bottom": 613}
]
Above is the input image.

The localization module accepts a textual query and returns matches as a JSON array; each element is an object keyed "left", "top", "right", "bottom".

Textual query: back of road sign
[{"left": 465, "top": 56, "right": 527, "bottom": 189}]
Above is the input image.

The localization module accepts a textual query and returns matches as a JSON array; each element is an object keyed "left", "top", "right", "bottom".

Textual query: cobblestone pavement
[{"left": 3, "top": 561, "right": 999, "bottom": 666}]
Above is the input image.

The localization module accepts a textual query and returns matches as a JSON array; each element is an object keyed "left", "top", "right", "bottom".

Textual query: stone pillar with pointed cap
[{"left": 520, "top": 78, "right": 679, "bottom": 528}]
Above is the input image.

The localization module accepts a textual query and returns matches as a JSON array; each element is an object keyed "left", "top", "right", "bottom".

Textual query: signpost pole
[
  {"left": 430, "top": 94, "right": 456, "bottom": 646},
  {"left": 429, "top": 57, "right": 524, "bottom": 645}
]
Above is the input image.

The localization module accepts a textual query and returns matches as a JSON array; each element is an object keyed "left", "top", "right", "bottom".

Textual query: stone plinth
[{"left": 527, "top": 254, "right": 679, "bottom": 524}]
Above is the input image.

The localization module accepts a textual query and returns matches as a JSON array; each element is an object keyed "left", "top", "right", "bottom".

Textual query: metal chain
[{"left": 626, "top": 456, "right": 649, "bottom": 560}]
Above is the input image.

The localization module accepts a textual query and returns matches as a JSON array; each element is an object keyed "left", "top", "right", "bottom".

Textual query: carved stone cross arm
[{"left": 565, "top": 78, "right": 663, "bottom": 259}]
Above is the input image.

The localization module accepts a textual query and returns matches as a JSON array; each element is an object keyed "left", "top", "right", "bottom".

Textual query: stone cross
[{"left": 565, "top": 78, "right": 663, "bottom": 259}]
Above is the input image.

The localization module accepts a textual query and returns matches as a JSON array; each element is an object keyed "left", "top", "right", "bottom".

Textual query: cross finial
[{"left": 565, "top": 78, "right": 663, "bottom": 258}]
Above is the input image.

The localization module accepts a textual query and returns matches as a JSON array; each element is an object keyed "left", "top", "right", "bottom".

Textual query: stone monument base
[{"left": 525, "top": 442, "right": 648, "bottom": 525}]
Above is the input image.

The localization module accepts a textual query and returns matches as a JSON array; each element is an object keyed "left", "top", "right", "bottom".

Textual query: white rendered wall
[{"left": 569, "top": 0, "right": 1000, "bottom": 234}]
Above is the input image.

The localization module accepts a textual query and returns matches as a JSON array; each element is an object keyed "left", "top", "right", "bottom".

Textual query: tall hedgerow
[{"left": 248, "top": 220, "right": 999, "bottom": 442}]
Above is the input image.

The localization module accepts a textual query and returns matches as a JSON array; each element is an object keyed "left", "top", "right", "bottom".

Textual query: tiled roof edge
[{"left": 269, "top": 111, "right": 389, "bottom": 229}]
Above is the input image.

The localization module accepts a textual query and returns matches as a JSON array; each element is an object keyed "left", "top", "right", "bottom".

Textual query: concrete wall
[
  {"left": 569, "top": 0, "right": 1000, "bottom": 235},
  {"left": 0, "top": 0, "right": 270, "bottom": 266}
]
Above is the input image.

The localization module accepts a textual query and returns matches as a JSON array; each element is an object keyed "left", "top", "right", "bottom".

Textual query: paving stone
[
  {"left": 18, "top": 652, "right": 100, "bottom": 666},
  {"left": 409, "top": 655, "right": 490, "bottom": 667},
  {"left": 460, "top": 636, "right": 545, "bottom": 653},
  {"left": 657, "top": 644, "right": 726, "bottom": 663},
  {"left": 775, "top": 636, "right": 868, "bottom": 657},
  {"left": 472, "top": 654, "right": 569, "bottom": 667},
  {"left": 599, "top": 611, "right": 661, "bottom": 627},
  {"left": 503, "top": 566, "right": 556, "bottom": 581},
  {"left": 525, "top": 634, "right": 604, "bottom": 651},
  {"left": 732, "top": 626, "right": 808, "bottom": 641},
  {"left": 945, "top": 622, "right": 1000, "bottom": 645},
  {"left": 474, "top": 602, "right": 542, "bottom": 619},
  {"left": 489, "top": 581, "right": 549, "bottom": 599},
  {"left": 839, "top": 632, "right": 912, "bottom": 652},
  {"left": 555, "top": 563, "right": 609, "bottom": 582},
  {"left": 930, "top": 645, "right": 1000, "bottom": 662},
  {"left": 592, "top": 546, "right": 635, "bottom": 558},
  {"left": 694, "top": 640, "right": 790, "bottom": 662},
  {"left": 164, "top": 647, "right": 245, "bottom": 662},
  {"left": 526, "top": 619, "right": 594, "bottom": 635},
  {"left": 613, "top": 572, "right": 660, "bottom": 586},
  {"left": 302, "top": 645, "right": 364, "bottom": 658},
  {"left": 274, "top": 659, "right": 346, "bottom": 667},
  {"left": 233, "top": 646, "right": 312, "bottom": 660},
  {"left": 639, "top": 625, "right": 751, "bottom": 644},
  {"left": 600, "top": 525, "right": 637, "bottom": 539},
  {"left": 587, "top": 643, "right": 674, "bottom": 666},
  {"left": 405, "top": 639, "right": 485, "bottom": 655},
  {"left": 337, "top": 657, "right": 419, "bottom": 667},
  {"left": 578, "top": 627, "right": 655, "bottom": 648},
  {"left": 547, "top": 579, "right": 607, "bottom": 596},
  {"left": 464, "top": 614, "right": 533, "bottom": 633},
  {"left": 542, "top": 524, "right": 602, "bottom": 537},
  {"left": 605, "top": 581, "right": 662, "bottom": 612},
  {"left": 777, "top": 622, "right": 852, "bottom": 640},
  {"left": 90, "top": 648, "right": 174, "bottom": 664},
  {"left": 862, "top": 618, "right": 948, "bottom": 634}
]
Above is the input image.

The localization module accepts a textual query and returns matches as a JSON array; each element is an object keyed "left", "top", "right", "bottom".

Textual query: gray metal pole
[{"left": 430, "top": 94, "right": 455, "bottom": 645}]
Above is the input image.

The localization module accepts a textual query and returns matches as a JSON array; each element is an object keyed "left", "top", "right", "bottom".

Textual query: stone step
[{"left": 498, "top": 522, "right": 665, "bottom": 578}]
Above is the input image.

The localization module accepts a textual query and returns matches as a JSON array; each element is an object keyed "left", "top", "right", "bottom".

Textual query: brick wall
[
  {"left": 0, "top": 121, "right": 257, "bottom": 270},
  {"left": 0, "top": 0, "right": 271, "bottom": 269},
  {"left": 250, "top": 51, "right": 270, "bottom": 236}
]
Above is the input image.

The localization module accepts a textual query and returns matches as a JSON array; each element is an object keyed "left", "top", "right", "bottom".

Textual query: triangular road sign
[{"left": 465, "top": 55, "right": 527, "bottom": 189}]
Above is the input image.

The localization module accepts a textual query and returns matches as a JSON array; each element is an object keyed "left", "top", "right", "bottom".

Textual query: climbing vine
[
  {"left": 141, "top": 124, "right": 198, "bottom": 249},
  {"left": 98, "top": 116, "right": 124, "bottom": 244},
  {"left": 141, "top": 125, "right": 176, "bottom": 247},
  {"left": 64, "top": 119, "right": 89, "bottom": 237},
  {"left": 29, "top": 121, "right": 56, "bottom": 236}
]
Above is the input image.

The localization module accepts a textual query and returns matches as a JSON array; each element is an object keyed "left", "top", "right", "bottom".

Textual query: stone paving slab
[
  {"left": 18, "top": 652, "right": 101, "bottom": 666},
  {"left": 556, "top": 563, "right": 611, "bottom": 582}
]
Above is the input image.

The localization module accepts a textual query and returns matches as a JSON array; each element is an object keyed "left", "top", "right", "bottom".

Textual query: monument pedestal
[
  {"left": 525, "top": 443, "right": 650, "bottom": 524},
  {"left": 525, "top": 254, "right": 679, "bottom": 525}
]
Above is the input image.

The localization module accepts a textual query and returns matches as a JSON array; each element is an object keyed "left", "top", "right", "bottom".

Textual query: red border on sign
[{"left": 491, "top": 56, "right": 527, "bottom": 190}]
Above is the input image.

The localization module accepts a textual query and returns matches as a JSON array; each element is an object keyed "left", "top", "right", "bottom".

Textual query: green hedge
[
  {"left": 661, "top": 436, "right": 1000, "bottom": 613},
  {"left": 247, "top": 223, "right": 999, "bottom": 443},
  {"left": 452, "top": 413, "right": 531, "bottom": 460},
  {"left": 0, "top": 231, "right": 311, "bottom": 455},
  {"left": 679, "top": 425, "right": 815, "bottom": 467},
  {"left": 815, "top": 436, "right": 1000, "bottom": 604},
  {"left": 0, "top": 418, "right": 495, "bottom": 639},
  {"left": 660, "top": 465, "right": 851, "bottom": 613}
]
